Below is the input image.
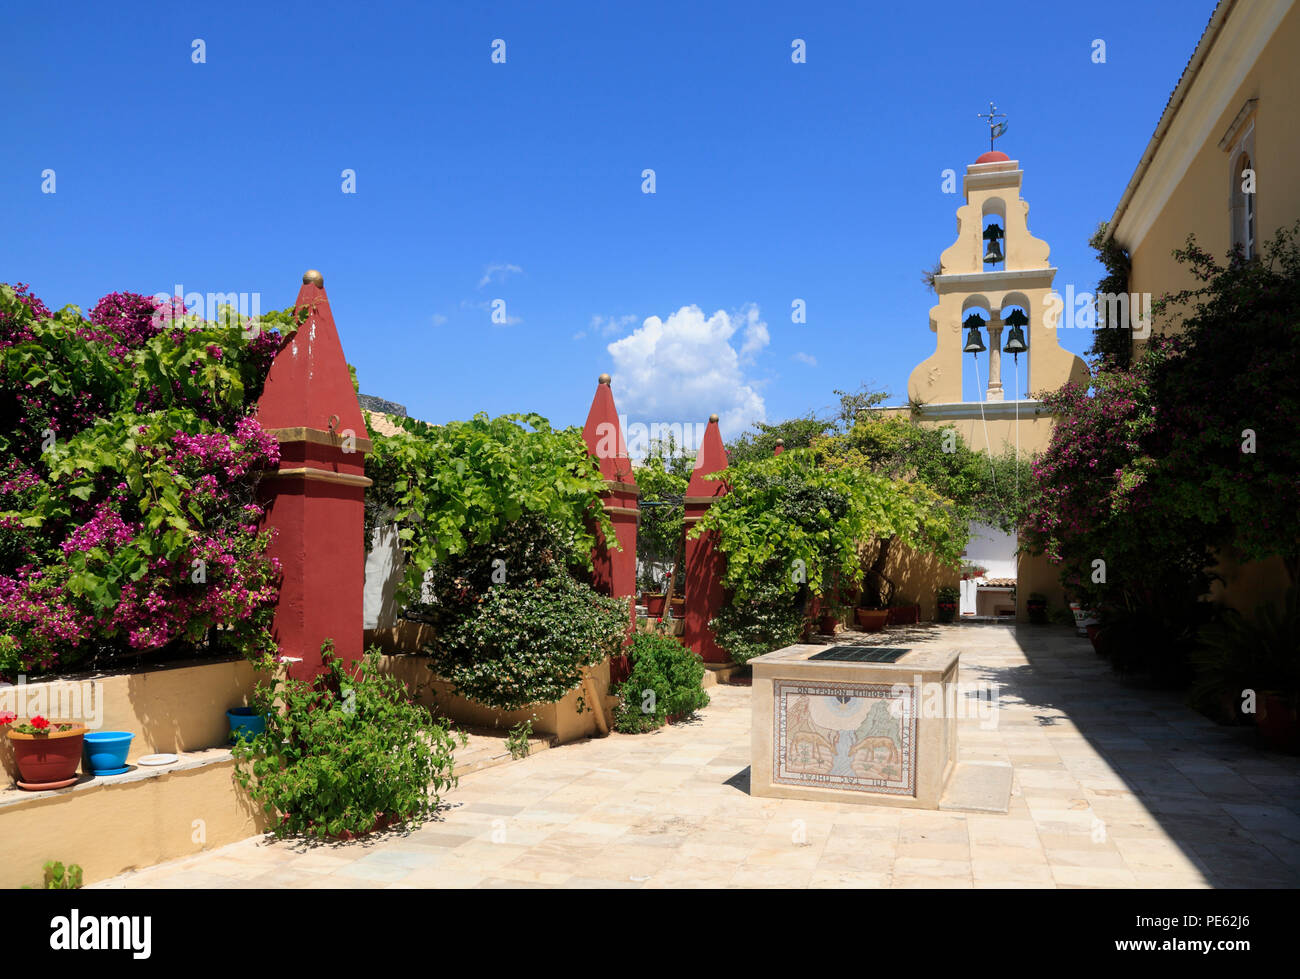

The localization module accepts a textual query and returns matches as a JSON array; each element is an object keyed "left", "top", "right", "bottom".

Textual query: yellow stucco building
[
  {"left": 1108, "top": 0, "right": 1300, "bottom": 347},
  {"left": 1106, "top": 0, "right": 1299, "bottom": 610}
]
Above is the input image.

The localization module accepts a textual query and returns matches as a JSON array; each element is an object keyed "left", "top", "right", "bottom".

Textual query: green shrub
[
  {"left": 425, "top": 572, "right": 629, "bottom": 712},
  {"left": 612, "top": 632, "right": 709, "bottom": 733},
  {"left": 233, "top": 642, "right": 457, "bottom": 839},
  {"left": 710, "top": 577, "right": 807, "bottom": 665}
]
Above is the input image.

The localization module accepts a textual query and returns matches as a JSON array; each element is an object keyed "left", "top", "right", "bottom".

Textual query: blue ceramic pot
[
  {"left": 83, "top": 731, "right": 134, "bottom": 776},
  {"left": 226, "top": 707, "right": 266, "bottom": 743}
]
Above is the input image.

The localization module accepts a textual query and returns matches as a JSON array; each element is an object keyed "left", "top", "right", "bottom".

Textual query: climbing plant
[{"left": 364, "top": 412, "right": 613, "bottom": 604}]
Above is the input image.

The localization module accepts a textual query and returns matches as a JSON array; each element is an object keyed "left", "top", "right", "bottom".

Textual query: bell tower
[{"left": 908, "top": 139, "right": 1086, "bottom": 406}]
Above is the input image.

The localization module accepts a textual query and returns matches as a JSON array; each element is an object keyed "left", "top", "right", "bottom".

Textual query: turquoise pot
[
  {"left": 83, "top": 731, "right": 134, "bottom": 776},
  {"left": 226, "top": 707, "right": 266, "bottom": 743}
]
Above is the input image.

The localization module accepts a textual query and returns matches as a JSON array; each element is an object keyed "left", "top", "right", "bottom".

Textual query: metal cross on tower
[{"left": 977, "top": 101, "right": 1008, "bottom": 151}]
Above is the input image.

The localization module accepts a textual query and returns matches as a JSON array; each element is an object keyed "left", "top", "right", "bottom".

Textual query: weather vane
[{"left": 977, "top": 101, "right": 1008, "bottom": 151}]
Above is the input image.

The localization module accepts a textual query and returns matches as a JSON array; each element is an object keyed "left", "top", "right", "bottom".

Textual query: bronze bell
[
  {"left": 1002, "top": 308, "right": 1029, "bottom": 356},
  {"left": 983, "top": 223, "right": 1004, "bottom": 264},
  {"left": 962, "top": 312, "right": 986, "bottom": 353}
]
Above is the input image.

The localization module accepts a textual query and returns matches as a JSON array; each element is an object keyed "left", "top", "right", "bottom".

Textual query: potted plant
[
  {"left": 936, "top": 585, "right": 960, "bottom": 623},
  {"left": 1, "top": 714, "right": 87, "bottom": 791},
  {"left": 855, "top": 607, "right": 889, "bottom": 632},
  {"left": 1068, "top": 599, "right": 1096, "bottom": 637},
  {"left": 227, "top": 706, "right": 267, "bottom": 743},
  {"left": 1192, "top": 586, "right": 1300, "bottom": 751},
  {"left": 887, "top": 598, "right": 920, "bottom": 626},
  {"left": 1027, "top": 593, "right": 1049, "bottom": 624},
  {"left": 818, "top": 597, "right": 843, "bottom": 635}
]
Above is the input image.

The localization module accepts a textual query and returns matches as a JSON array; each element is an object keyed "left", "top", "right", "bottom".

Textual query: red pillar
[
  {"left": 256, "top": 270, "right": 371, "bottom": 681},
  {"left": 683, "top": 414, "right": 729, "bottom": 663},
  {"left": 581, "top": 374, "right": 638, "bottom": 678}
]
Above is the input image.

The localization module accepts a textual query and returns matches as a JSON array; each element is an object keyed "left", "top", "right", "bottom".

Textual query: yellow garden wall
[
  {"left": 374, "top": 652, "right": 613, "bottom": 745},
  {"left": 0, "top": 758, "right": 267, "bottom": 889},
  {"left": 0, "top": 657, "right": 259, "bottom": 780},
  {"left": 1, "top": 657, "right": 271, "bottom": 889}
]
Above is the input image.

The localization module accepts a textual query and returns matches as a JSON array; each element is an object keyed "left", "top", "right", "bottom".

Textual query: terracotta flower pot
[
  {"left": 1027, "top": 599, "right": 1048, "bottom": 624},
  {"left": 1257, "top": 692, "right": 1300, "bottom": 754},
  {"left": 1085, "top": 623, "right": 1103, "bottom": 653},
  {"left": 669, "top": 596, "right": 685, "bottom": 618},
  {"left": 855, "top": 608, "right": 889, "bottom": 632},
  {"left": 887, "top": 605, "right": 919, "bottom": 626},
  {"left": 643, "top": 593, "right": 666, "bottom": 616},
  {"left": 8, "top": 724, "right": 87, "bottom": 790}
]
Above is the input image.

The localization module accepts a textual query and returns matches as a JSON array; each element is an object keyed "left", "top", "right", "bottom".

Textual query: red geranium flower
[
  {"left": 0, "top": 711, "right": 15, "bottom": 726},
  {"left": 30, "top": 715, "right": 49, "bottom": 730}
]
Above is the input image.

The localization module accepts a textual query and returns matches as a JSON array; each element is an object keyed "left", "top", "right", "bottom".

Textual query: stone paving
[{"left": 92, "top": 623, "right": 1300, "bottom": 889}]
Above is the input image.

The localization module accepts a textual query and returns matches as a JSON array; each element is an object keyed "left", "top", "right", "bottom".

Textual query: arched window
[{"left": 1229, "top": 125, "right": 1257, "bottom": 260}]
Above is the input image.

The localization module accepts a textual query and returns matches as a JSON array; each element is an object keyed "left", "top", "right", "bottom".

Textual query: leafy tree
[
  {"left": 815, "top": 408, "right": 1028, "bottom": 606},
  {"left": 367, "top": 415, "right": 629, "bottom": 710},
  {"left": 1087, "top": 221, "right": 1134, "bottom": 368},
  {"left": 635, "top": 435, "right": 690, "bottom": 593},
  {"left": 724, "top": 416, "right": 834, "bottom": 465},
  {"left": 1148, "top": 223, "right": 1300, "bottom": 580}
]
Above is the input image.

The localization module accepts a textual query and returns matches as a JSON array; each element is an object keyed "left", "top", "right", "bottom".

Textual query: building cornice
[
  {"left": 935, "top": 268, "right": 1056, "bottom": 291},
  {"left": 963, "top": 165, "right": 1023, "bottom": 196},
  {"left": 871, "top": 400, "right": 1049, "bottom": 421}
]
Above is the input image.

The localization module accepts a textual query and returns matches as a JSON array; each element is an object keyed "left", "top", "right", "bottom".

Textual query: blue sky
[{"left": 2, "top": 0, "right": 1216, "bottom": 442}]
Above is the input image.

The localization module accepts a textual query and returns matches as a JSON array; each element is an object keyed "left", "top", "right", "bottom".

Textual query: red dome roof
[{"left": 975, "top": 150, "right": 1010, "bottom": 164}]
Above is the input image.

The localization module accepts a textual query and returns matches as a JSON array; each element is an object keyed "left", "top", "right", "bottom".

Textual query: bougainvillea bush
[
  {"left": 0, "top": 283, "right": 300, "bottom": 678},
  {"left": 1022, "top": 223, "right": 1300, "bottom": 681}
]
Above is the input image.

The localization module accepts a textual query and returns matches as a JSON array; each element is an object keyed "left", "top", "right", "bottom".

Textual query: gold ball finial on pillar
[
  {"left": 598, "top": 373, "right": 611, "bottom": 385},
  {"left": 709, "top": 413, "right": 719, "bottom": 423},
  {"left": 303, "top": 269, "right": 324, "bottom": 287},
  {"left": 776, "top": 438, "right": 784, "bottom": 446}
]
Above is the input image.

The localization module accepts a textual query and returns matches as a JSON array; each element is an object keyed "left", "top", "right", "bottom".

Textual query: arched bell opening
[
  {"left": 998, "top": 295, "right": 1030, "bottom": 401},
  {"left": 959, "top": 297, "right": 993, "bottom": 403},
  {"left": 981, "top": 198, "right": 1007, "bottom": 271}
]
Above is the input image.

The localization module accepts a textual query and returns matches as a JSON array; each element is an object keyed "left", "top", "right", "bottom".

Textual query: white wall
[
  {"left": 959, "top": 521, "right": 1018, "bottom": 616},
  {"left": 363, "top": 524, "right": 404, "bottom": 630}
]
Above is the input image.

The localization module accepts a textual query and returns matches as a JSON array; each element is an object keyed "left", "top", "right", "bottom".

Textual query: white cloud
[
  {"left": 477, "top": 263, "right": 523, "bottom": 288},
  {"left": 793, "top": 351, "right": 817, "bottom": 366},
  {"left": 431, "top": 313, "right": 449, "bottom": 327},
  {"left": 606, "top": 304, "right": 768, "bottom": 440},
  {"left": 590, "top": 313, "right": 639, "bottom": 337}
]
